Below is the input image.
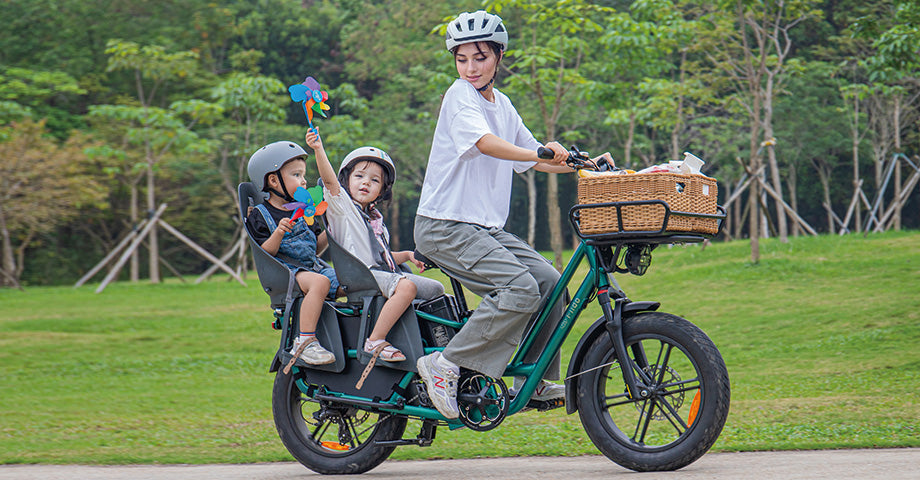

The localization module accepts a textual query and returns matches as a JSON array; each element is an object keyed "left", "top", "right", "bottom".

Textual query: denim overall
[{"left": 254, "top": 204, "right": 339, "bottom": 298}]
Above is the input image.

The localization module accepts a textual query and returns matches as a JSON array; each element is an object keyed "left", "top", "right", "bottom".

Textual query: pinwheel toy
[
  {"left": 283, "top": 185, "right": 328, "bottom": 227},
  {"left": 288, "top": 76, "right": 330, "bottom": 129}
]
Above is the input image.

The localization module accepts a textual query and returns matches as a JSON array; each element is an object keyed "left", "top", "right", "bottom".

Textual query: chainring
[{"left": 456, "top": 372, "right": 509, "bottom": 431}]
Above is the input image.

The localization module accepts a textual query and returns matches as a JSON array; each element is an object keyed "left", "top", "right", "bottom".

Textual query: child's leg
[
  {"left": 369, "top": 277, "right": 416, "bottom": 342},
  {"left": 285, "top": 271, "right": 335, "bottom": 366},
  {"left": 295, "top": 271, "right": 331, "bottom": 334}
]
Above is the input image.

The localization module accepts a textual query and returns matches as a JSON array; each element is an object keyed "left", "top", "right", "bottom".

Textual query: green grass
[{"left": 1, "top": 231, "right": 919, "bottom": 464}]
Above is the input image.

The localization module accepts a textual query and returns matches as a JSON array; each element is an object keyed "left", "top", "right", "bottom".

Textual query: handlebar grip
[{"left": 537, "top": 146, "right": 555, "bottom": 160}]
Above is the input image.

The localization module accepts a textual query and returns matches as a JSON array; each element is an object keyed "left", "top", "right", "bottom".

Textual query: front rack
[{"left": 568, "top": 200, "right": 726, "bottom": 247}]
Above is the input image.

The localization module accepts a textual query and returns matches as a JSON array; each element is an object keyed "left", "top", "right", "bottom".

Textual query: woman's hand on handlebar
[
  {"left": 537, "top": 142, "right": 568, "bottom": 167},
  {"left": 592, "top": 152, "right": 615, "bottom": 170}
]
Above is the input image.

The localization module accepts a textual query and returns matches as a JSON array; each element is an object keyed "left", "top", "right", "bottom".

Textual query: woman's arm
[
  {"left": 306, "top": 128, "right": 340, "bottom": 196},
  {"left": 475, "top": 134, "right": 568, "bottom": 166}
]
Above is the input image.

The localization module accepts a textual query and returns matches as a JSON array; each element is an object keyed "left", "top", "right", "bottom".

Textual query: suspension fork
[{"left": 596, "top": 287, "right": 650, "bottom": 400}]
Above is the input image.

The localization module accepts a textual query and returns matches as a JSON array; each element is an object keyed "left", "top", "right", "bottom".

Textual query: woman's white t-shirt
[{"left": 416, "top": 79, "right": 540, "bottom": 228}]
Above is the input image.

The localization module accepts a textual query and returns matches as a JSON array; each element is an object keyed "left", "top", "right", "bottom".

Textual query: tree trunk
[
  {"left": 788, "top": 164, "right": 799, "bottom": 237},
  {"left": 130, "top": 183, "right": 139, "bottom": 282},
  {"left": 0, "top": 202, "right": 16, "bottom": 287},
  {"left": 147, "top": 162, "right": 160, "bottom": 283},
  {"left": 894, "top": 96, "right": 902, "bottom": 230},
  {"left": 815, "top": 161, "right": 834, "bottom": 233},
  {"left": 389, "top": 196, "right": 400, "bottom": 251},
  {"left": 546, "top": 174, "right": 563, "bottom": 271},
  {"left": 525, "top": 170, "right": 537, "bottom": 247}
]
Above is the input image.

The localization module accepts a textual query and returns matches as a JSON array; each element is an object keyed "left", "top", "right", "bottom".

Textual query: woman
[{"left": 413, "top": 10, "right": 611, "bottom": 419}]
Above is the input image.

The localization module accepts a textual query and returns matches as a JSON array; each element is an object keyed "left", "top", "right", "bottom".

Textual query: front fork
[{"left": 596, "top": 288, "right": 650, "bottom": 400}]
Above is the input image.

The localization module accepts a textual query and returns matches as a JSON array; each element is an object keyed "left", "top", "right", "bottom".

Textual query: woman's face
[{"left": 454, "top": 42, "right": 499, "bottom": 90}]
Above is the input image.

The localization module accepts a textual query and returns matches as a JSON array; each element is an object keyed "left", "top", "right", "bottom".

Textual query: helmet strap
[
  {"left": 268, "top": 172, "right": 295, "bottom": 203},
  {"left": 476, "top": 77, "right": 494, "bottom": 92}
]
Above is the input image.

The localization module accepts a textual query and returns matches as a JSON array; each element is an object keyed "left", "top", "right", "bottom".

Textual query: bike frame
[{"left": 301, "top": 200, "right": 724, "bottom": 427}]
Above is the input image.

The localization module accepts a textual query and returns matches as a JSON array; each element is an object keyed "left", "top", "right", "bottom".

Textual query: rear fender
[{"left": 564, "top": 301, "right": 660, "bottom": 414}]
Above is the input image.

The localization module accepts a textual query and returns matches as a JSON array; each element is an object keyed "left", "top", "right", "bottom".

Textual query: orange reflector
[
  {"left": 321, "top": 441, "right": 350, "bottom": 451},
  {"left": 687, "top": 391, "right": 701, "bottom": 426}
]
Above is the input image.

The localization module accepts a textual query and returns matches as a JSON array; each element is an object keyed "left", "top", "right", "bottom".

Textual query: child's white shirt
[
  {"left": 323, "top": 188, "right": 390, "bottom": 269},
  {"left": 417, "top": 79, "right": 541, "bottom": 228}
]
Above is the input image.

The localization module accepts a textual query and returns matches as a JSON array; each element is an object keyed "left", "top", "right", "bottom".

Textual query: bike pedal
[{"left": 526, "top": 398, "right": 565, "bottom": 412}]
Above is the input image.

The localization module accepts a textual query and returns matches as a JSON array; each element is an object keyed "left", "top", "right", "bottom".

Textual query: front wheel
[
  {"left": 272, "top": 368, "right": 407, "bottom": 474},
  {"left": 576, "top": 312, "right": 730, "bottom": 471}
]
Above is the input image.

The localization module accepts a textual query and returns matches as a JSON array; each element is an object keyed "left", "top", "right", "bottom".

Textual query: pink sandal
[{"left": 363, "top": 339, "right": 406, "bottom": 361}]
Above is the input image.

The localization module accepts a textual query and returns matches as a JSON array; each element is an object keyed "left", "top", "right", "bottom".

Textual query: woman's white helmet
[{"left": 445, "top": 10, "right": 508, "bottom": 52}]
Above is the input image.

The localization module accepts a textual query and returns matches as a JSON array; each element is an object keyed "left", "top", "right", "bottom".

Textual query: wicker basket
[{"left": 576, "top": 173, "right": 719, "bottom": 235}]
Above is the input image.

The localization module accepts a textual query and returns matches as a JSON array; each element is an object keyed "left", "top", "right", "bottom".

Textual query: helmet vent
[{"left": 468, "top": 18, "right": 475, "bottom": 30}]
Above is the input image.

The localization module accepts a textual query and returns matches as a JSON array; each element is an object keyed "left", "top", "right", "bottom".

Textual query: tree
[
  {"left": 0, "top": 120, "right": 105, "bottom": 287},
  {"left": 698, "top": 0, "right": 819, "bottom": 261},
  {"left": 90, "top": 40, "right": 221, "bottom": 283},
  {"left": 489, "top": 0, "right": 614, "bottom": 269}
]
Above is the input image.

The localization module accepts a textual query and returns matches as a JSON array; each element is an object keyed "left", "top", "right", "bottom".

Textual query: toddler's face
[
  {"left": 347, "top": 161, "right": 385, "bottom": 207},
  {"left": 273, "top": 159, "right": 307, "bottom": 197}
]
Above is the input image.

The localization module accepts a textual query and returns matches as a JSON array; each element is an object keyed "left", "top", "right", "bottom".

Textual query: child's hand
[
  {"left": 305, "top": 127, "right": 323, "bottom": 151},
  {"left": 276, "top": 217, "right": 294, "bottom": 235},
  {"left": 407, "top": 251, "right": 426, "bottom": 272}
]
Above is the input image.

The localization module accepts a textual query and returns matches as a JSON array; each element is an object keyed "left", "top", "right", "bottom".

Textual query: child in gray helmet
[
  {"left": 246, "top": 141, "right": 339, "bottom": 365},
  {"left": 306, "top": 128, "right": 444, "bottom": 364}
]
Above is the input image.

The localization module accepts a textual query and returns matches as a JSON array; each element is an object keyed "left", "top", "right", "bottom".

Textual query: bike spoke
[
  {"left": 632, "top": 398, "right": 655, "bottom": 444},
  {"left": 654, "top": 394, "right": 688, "bottom": 433},
  {"left": 655, "top": 343, "right": 674, "bottom": 385}
]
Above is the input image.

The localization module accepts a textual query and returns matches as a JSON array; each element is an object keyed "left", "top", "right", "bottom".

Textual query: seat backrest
[
  {"left": 324, "top": 224, "right": 382, "bottom": 303},
  {"left": 238, "top": 182, "right": 297, "bottom": 307}
]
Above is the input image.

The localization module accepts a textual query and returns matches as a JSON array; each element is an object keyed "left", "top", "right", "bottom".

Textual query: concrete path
[{"left": 1, "top": 448, "right": 917, "bottom": 479}]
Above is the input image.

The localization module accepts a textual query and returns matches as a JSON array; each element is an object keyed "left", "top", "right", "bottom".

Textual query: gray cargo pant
[{"left": 414, "top": 215, "right": 562, "bottom": 380}]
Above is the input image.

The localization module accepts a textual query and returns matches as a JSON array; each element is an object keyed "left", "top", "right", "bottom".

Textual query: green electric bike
[{"left": 238, "top": 147, "right": 730, "bottom": 474}]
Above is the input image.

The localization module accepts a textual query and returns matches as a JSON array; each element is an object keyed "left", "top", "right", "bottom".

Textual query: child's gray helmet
[
  {"left": 445, "top": 10, "right": 508, "bottom": 52},
  {"left": 247, "top": 141, "right": 309, "bottom": 192}
]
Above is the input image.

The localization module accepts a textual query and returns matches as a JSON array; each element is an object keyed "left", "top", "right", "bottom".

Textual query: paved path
[{"left": 1, "top": 448, "right": 917, "bottom": 479}]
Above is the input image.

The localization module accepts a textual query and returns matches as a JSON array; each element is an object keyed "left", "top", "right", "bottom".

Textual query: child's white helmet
[
  {"left": 445, "top": 10, "right": 508, "bottom": 52},
  {"left": 338, "top": 147, "right": 396, "bottom": 205},
  {"left": 247, "top": 141, "right": 308, "bottom": 192},
  {"left": 338, "top": 146, "right": 396, "bottom": 184}
]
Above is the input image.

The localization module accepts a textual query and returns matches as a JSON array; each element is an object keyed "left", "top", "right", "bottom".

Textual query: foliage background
[{"left": 1, "top": 0, "right": 919, "bottom": 286}]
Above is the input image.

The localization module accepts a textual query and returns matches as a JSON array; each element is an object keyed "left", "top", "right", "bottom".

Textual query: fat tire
[
  {"left": 272, "top": 368, "right": 407, "bottom": 474},
  {"left": 576, "top": 312, "right": 730, "bottom": 472}
]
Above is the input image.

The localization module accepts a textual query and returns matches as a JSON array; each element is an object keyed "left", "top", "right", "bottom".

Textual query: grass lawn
[{"left": 1, "top": 231, "right": 918, "bottom": 464}]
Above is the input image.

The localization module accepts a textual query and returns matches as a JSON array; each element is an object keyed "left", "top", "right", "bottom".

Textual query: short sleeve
[
  {"left": 444, "top": 83, "right": 492, "bottom": 160},
  {"left": 246, "top": 210, "right": 272, "bottom": 245}
]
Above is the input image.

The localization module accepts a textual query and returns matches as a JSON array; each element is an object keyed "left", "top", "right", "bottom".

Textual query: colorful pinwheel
[
  {"left": 288, "top": 76, "right": 330, "bottom": 129},
  {"left": 283, "top": 185, "right": 328, "bottom": 227}
]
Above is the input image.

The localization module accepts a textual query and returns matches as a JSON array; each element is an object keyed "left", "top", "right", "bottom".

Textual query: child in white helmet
[
  {"left": 246, "top": 141, "right": 340, "bottom": 365},
  {"left": 306, "top": 128, "right": 444, "bottom": 364}
]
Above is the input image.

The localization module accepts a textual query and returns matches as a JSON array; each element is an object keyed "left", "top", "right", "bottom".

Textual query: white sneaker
[
  {"left": 291, "top": 336, "right": 335, "bottom": 365},
  {"left": 416, "top": 352, "right": 460, "bottom": 419},
  {"left": 511, "top": 378, "right": 565, "bottom": 402}
]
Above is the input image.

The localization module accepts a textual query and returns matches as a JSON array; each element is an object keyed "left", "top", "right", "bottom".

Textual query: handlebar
[{"left": 537, "top": 145, "right": 614, "bottom": 172}]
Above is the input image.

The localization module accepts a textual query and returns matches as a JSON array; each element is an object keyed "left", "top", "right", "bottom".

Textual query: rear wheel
[
  {"left": 272, "top": 368, "right": 407, "bottom": 474},
  {"left": 576, "top": 312, "right": 730, "bottom": 471}
]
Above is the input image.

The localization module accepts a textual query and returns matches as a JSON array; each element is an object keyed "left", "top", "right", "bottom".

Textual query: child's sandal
[
  {"left": 363, "top": 339, "right": 406, "bottom": 362},
  {"left": 356, "top": 339, "right": 405, "bottom": 390}
]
